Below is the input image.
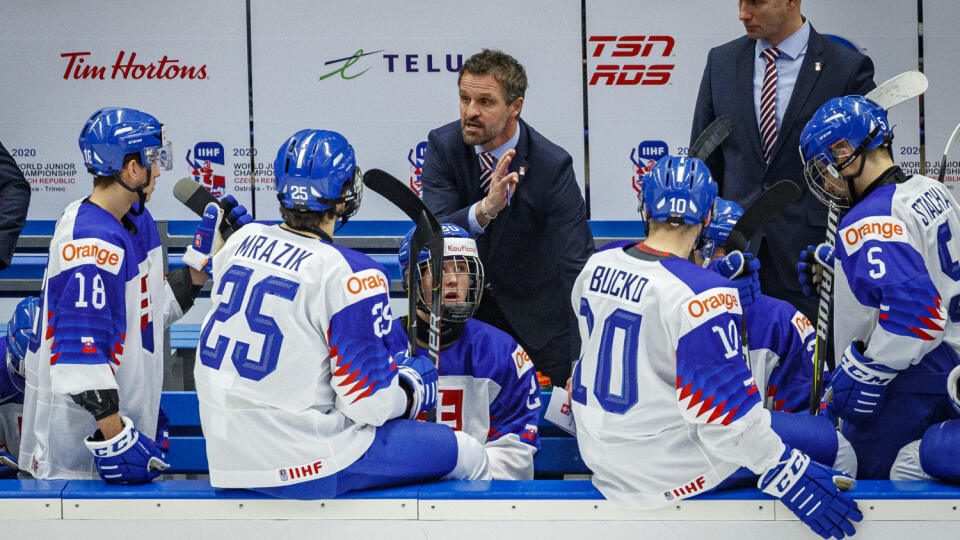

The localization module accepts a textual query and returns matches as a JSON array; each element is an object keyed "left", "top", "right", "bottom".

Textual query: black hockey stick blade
[
  {"left": 938, "top": 121, "right": 960, "bottom": 183},
  {"left": 689, "top": 116, "right": 733, "bottom": 161},
  {"left": 363, "top": 169, "right": 444, "bottom": 421}
]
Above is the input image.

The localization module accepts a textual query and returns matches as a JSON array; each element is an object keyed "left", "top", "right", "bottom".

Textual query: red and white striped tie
[
  {"left": 759, "top": 47, "right": 782, "bottom": 163},
  {"left": 478, "top": 151, "right": 495, "bottom": 193}
]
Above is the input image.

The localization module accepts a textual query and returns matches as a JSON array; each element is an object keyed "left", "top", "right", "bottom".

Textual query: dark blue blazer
[
  {"left": 691, "top": 27, "right": 875, "bottom": 294},
  {"left": 421, "top": 119, "right": 593, "bottom": 351},
  {"left": 0, "top": 140, "right": 30, "bottom": 270}
]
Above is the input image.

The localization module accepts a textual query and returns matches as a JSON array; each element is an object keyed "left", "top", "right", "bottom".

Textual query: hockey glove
[
  {"left": 394, "top": 351, "right": 438, "bottom": 420},
  {"left": 156, "top": 407, "right": 170, "bottom": 458},
  {"left": 759, "top": 446, "right": 861, "bottom": 539},
  {"left": 798, "top": 243, "right": 835, "bottom": 298},
  {"left": 707, "top": 250, "right": 762, "bottom": 306},
  {"left": 220, "top": 194, "right": 253, "bottom": 231},
  {"left": 84, "top": 416, "right": 169, "bottom": 485},
  {"left": 948, "top": 364, "right": 960, "bottom": 415},
  {"left": 823, "top": 340, "right": 898, "bottom": 425},
  {"left": 183, "top": 202, "right": 223, "bottom": 276},
  {"left": 0, "top": 450, "right": 18, "bottom": 479}
]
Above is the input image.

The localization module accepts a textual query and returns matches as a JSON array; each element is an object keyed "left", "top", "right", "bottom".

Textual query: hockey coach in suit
[
  {"left": 421, "top": 49, "right": 594, "bottom": 387},
  {"left": 691, "top": 0, "right": 875, "bottom": 320}
]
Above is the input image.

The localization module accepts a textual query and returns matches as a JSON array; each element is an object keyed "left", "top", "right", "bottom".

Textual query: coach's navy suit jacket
[
  {"left": 691, "top": 27, "right": 874, "bottom": 309},
  {"left": 421, "top": 119, "right": 593, "bottom": 365},
  {"left": 0, "top": 140, "right": 30, "bottom": 270}
]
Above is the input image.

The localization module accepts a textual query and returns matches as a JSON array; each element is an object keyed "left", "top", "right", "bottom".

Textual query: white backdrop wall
[
  {"left": 0, "top": 1, "right": 935, "bottom": 222},
  {"left": 921, "top": 0, "right": 960, "bottom": 194}
]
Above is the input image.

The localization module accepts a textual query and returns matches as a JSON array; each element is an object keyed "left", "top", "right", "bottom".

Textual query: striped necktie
[
  {"left": 478, "top": 151, "right": 495, "bottom": 193},
  {"left": 760, "top": 47, "right": 782, "bottom": 163}
]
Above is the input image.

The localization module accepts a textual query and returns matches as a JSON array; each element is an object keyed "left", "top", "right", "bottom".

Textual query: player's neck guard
[
  {"left": 857, "top": 166, "right": 908, "bottom": 202},
  {"left": 404, "top": 314, "right": 465, "bottom": 348}
]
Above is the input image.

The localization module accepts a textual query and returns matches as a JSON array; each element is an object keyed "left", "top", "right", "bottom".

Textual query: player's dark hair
[
  {"left": 93, "top": 153, "right": 141, "bottom": 189},
  {"left": 280, "top": 204, "right": 337, "bottom": 231},
  {"left": 459, "top": 49, "right": 527, "bottom": 104}
]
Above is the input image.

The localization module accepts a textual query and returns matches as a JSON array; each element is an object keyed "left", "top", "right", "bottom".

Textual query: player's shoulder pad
[{"left": 58, "top": 207, "right": 128, "bottom": 275}]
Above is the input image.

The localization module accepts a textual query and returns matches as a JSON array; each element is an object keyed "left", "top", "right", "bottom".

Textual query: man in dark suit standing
[
  {"left": 0, "top": 141, "right": 30, "bottom": 270},
  {"left": 421, "top": 49, "right": 593, "bottom": 387},
  {"left": 691, "top": 0, "right": 875, "bottom": 320}
]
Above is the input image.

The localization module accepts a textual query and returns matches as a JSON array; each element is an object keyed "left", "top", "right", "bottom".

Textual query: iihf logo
[
  {"left": 279, "top": 469, "right": 288, "bottom": 482},
  {"left": 630, "top": 140, "right": 669, "bottom": 196},
  {"left": 408, "top": 141, "right": 427, "bottom": 196},
  {"left": 187, "top": 142, "right": 226, "bottom": 197}
]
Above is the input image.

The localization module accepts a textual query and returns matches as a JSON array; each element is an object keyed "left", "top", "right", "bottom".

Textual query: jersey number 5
[{"left": 198, "top": 264, "right": 299, "bottom": 381}]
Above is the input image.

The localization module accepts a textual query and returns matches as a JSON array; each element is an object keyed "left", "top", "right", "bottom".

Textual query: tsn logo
[{"left": 588, "top": 35, "right": 675, "bottom": 86}]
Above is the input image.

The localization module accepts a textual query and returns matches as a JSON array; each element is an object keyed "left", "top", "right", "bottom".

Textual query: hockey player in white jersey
[
  {"left": 0, "top": 297, "right": 38, "bottom": 477},
  {"left": 396, "top": 223, "right": 541, "bottom": 480},
  {"left": 800, "top": 95, "right": 960, "bottom": 480},
  {"left": 700, "top": 199, "right": 857, "bottom": 480},
  {"left": 195, "top": 129, "right": 489, "bottom": 499},
  {"left": 571, "top": 155, "right": 860, "bottom": 539},
  {"left": 19, "top": 107, "right": 249, "bottom": 483}
]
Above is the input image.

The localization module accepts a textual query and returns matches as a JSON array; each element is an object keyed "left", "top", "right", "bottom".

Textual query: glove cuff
[
  {"left": 840, "top": 343, "right": 898, "bottom": 386},
  {"left": 948, "top": 364, "right": 960, "bottom": 414},
  {"left": 758, "top": 447, "right": 810, "bottom": 497},
  {"left": 182, "top": 247, "right": 210, "bottom": 274},
  {"left": 397, "top": 366, "right": 424, "bottom": 419},
  {"left": 84, "top": 416, "right": 138, "bottom": 457}
]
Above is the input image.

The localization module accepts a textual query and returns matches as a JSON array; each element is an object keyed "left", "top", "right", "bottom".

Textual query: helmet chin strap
[
  {"left": 836, "top": 125, "right": 883, "bottom": 206},
  {"left": 115, "top": 166, "right": 150, "bottom": 216}
]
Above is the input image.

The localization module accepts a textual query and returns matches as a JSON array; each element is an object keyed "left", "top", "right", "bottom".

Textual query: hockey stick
[
  {"left": 689, "top": 115, "right": 733, "bottom": 161},
  {"left": 937, "top": 121, "right": 960, "bottom": 183},
  {"left": 362, "top": 169, "right": 444, "bottom": 421},
  {"left": 808, "top": 71, "right": 929, "bottom": 414},
  {"left": 721, "top": 180, "right": 801, "bottom": 394}
]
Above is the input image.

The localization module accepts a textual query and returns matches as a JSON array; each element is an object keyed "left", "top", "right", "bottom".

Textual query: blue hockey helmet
[
  {"left": 274, "top": 129, "right": 362, "bottom": 219},
  {"left": 79, "top": 107, "right": 172, "bottom": 177},
  {"left": 5, "top": 296, "right": 39, "bottom": 393},
  {"left": 641, "top": 155, "right": 717, "bottom": 229},
  {"left": 398, "top": 223, "right": 484, "bottom": 323},
  {"left": 700, "top": 198, "right": 743, "bottom": 261},
  {"left": 799, "top": 95, "right": 892, "bottom": 208}
]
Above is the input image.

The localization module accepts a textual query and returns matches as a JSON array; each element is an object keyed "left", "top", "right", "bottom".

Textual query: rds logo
[{"left": 630, "top": 140, "right": 669, "bottom": 196}]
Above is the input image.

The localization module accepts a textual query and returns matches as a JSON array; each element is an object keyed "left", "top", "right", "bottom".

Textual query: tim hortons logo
[
  {"left": 60, "top": 51, "right": 208, "bottom": 80},
  {"left": 588, "top": 35, "right": 675, "bottom": 86}
]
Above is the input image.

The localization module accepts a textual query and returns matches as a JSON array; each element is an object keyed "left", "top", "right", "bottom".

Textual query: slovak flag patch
[
  {"left": 521, "top": 423, "right": 538, "bottom": 441},
  {"left": 81, "top": 336, "right": 97, "bottom": 354}
]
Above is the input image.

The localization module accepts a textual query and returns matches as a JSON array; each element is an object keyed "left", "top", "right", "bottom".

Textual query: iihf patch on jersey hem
[
  {"left": 663, "top": 475, "right": 710, "bottom": 501},
  {"left": 341, "top": 268, "right": 389, "bottom": 303},
  {"left": 278, "top": 459, "right": 325, "bottom": 482},
  {"left": 58, "top": 237, "right": 124, "bottom": 274}
]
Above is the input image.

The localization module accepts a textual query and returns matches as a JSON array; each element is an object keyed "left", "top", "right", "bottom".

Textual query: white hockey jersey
[
  {"left": 19, "top": 199, "right": 181, "bottom": 479},
  {"left": 571, "top": 246, "right": 784, "bottom": 509},
  {"left": 400, "top": 318, "right": 542, "bottom": 480},
  {"left": 832, "top": 175, "right": 960, "bottom": 370},
  {"left": 195, "top": 223, "right": 408, "bottom": 489}
]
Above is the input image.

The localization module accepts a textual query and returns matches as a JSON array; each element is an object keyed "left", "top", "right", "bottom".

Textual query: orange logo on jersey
[
  {"left": 841, "top": 217, "right": 906, "bottom": 254},
  {"left": 342, "top": 268, "right": 389, "bottom": 303},
  {"left": 686, "top": 292, "right": 739, "bottom": 318},
  {"left": 791, "top": 312, "right": 814, "bottom": 340},
  {"left": 512, "top": 345, "right": 533, "bottom": 378},
  {"left": 60, "top": 239, "right": 123, "bottom": 273}
]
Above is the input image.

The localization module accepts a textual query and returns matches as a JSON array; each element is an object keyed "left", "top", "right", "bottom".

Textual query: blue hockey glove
[
  {"left": 948, "top": 364, "right": 960, "bottom": 415},
  {"left": 183, "top": 202, "right": 223, "bottom": 276},
  {"left": 798, "top": 243, "right": 835, "bottom": 298},
  {"left": 156, "top": 407, "right": 170, "bottom": 458},
  {"left": 4, "top": 296, "right": 39, "bottom": 394},
  {"left": 394, "top": 351, "right": 438, "bottom": 420},
  {"left": 759, "top": 446, "right": 861, "bottom": 539},
  {"left": 823, "top": 340, "right": 898, "bottom": 425},
  {"left": 84, "top": 416, "right": 169, "bottom": 484},
  {"left": 219, "top": 194, "right": 253, "bottom": 230},
  {"left": 708, "top": 250, "right": 762, "bottom": 306},
  {"left": 0, "top": 450, "right": 18, "bottom": 479}
]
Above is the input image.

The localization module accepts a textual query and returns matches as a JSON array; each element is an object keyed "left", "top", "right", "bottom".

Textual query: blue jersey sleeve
[
  {"left": 326, "top": 255, "right": 405, "bottom": 425},
  {"left": 488, "top": 343, "right": 542, "bottom": 451},
  {"left": 746, "top": 297, "right": 815, "bottom": 413},
  {"left": 838, "top": 213, "right": 947, "bottom": 369}
]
